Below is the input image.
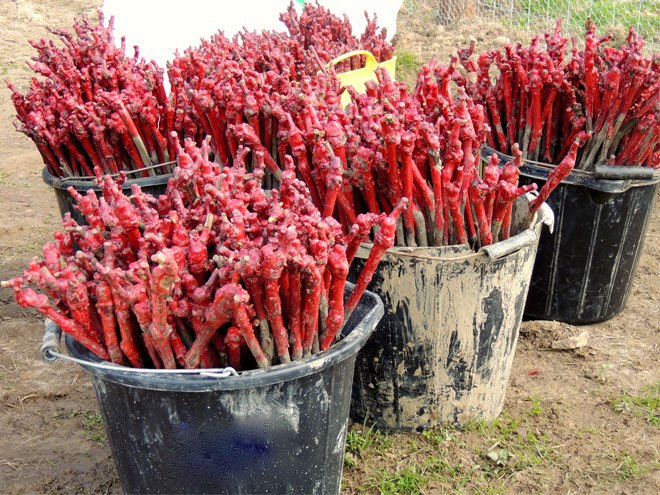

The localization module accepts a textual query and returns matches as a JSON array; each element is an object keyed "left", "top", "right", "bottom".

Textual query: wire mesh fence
[{"left": 435, "top": 0, "right": 659, "bottom": 50}]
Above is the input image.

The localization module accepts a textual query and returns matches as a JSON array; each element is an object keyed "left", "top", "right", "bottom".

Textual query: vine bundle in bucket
[
  {"left": 2, "top": 139, "right": 402, "bottom": 371},
  {"left": 6, "top": 2, "right": 395, "bottom": 179},
  {"left": 309, "top": 62, "right": 575, "bottom": 248},
  {"left": 6, "top": 12, "right": 175, "bottom": 178},
  {"left": 446, "top": 20, "right": 658, "bottom": 324},
  {"left": 167, "top": 1, "right": 394, "bottom": 168},
  {"left": 173, "top": 42, "right": 569, "bottom": 250},
  {"left": 453, "top": 20, "right": 659, "bottom": 170}
]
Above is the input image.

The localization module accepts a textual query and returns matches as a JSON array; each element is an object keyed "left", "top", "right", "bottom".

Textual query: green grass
[
  {"left": 480, "top": 0, "right": 659, "bottom": 45},
  {"left": 395, "top": 51, "right": 422, "bottom": 73},
  {"left": 369, "top": 464, "right": 427, "bottom": 495},
  {"left": 394, "top": 50, "right": 423, "bottom": 88},
  {"left": 462, "top": 411, "right": 556, "bottom": 475},
  {"left": 534, "top": 0, "right": 657, "bottom": 41},
  {"left": 344, "top": 387, "right": 657, "bottom": 493},
  {"left": 614, "top": 453, "right": 643, "bottom": 480},
  {"left": 344, "top": 423, "right": 392, "bottom": 468},
  {"left": 612, "top": 382, "right": 660, "bottom": 426},
  {"left": 422, "top": 424, "right": 457, "bottom": 447},
  {"left": 356, "top": 401, "right": 557, "bottom": 494},
  {"left": 81, "top": 410, "right": 106, "bottom": 444},
  {"left": 528, "top": 394, "right": 543, "bottom": 417},
  {"left": 575, "top": 424, "right": 602, "bottom": 439},
  {"left": 604, "top": 449, "right": 660, "bottom": 481}
]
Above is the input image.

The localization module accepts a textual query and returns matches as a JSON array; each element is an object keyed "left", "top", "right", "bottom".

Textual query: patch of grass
[
  {"left": 586, "top": 449, "right": 660, "bottom": 484},
  {"left": 394, "top": 50, "right": 423, "bottom": 87},
  {"left": 344, "top": 404, "right": 562, "bottom": 492},
  {"left": 422, "top": 424, "right": 456, "bottom": 447},
  {"left": 461, "top": 413, "right": 557, "bottom": 476},
  {"left": 612, "top": 382, "right": 659, "bottom": 426},
  {"left": 528, "top": 394, "right": 543, "bottom": 417},
  {"left": 344, "top": 423, "right": 391, "bottom": 468},
  {"left": 345, "top": 427, "right": 371, "bottom": 456},
  {"left": 81, "top": 410, "right": 106, "bottom": 445},
  {"left": 614, "top": 453, "right": 642, "bottom": 481},
  {"left": 463, "top": 413, "right": 522, "bottom": 439},
  {"left": 482, "top": 0, "right": 659, "bottom": 45},
  {"left": 371, "top": 413, "right": 558, "bottom": 493},
  {"left": 369, "top": 464, "right": 427, "bottom": 495},
  {"left": 575, "top": 424, "right": 601, "bottom": 439},
  {"left": 396, "top": 51, "right": 421, "bottom": 72}
]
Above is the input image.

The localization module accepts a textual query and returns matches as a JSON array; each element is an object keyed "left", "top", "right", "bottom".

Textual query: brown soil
[{"left": 0, "top": 1, "right": 657, "bottom": 494}]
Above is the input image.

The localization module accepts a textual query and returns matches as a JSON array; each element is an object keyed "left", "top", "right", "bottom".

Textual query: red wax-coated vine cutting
[
  {"left": 320, "top": 245, "right": 349, "bottom": 350},
  {"left": 529, "top": 138, "right": 583, "bottom": 213},
  {"left": 344, "top": 198, "right": 407, "bottom": 317}
]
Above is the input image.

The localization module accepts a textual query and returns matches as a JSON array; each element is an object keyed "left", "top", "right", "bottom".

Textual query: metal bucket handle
[
  {"left": 40, "top": 318, "right": 238, "bottom": 378},
  {"left": 480, "top": 193, "right": 554, "bottom": 260},
  {"left": 357, "top": 194, "right": 554, "bottom": 263}
]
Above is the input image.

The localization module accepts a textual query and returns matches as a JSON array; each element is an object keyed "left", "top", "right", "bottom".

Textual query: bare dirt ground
[{"left": 0, "top": 1, "right": 657, "bottom": 494}]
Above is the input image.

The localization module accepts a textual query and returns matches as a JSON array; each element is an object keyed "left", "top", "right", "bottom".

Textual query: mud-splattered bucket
[
  {"left": 42, "top": 164, "right": 174, "bottom": 226},
  {"left": 348, "top": 195, "right": 553, "bottom": 431},
  {"left": 40, "top": 286, "right": 383, "bottom": 495}
]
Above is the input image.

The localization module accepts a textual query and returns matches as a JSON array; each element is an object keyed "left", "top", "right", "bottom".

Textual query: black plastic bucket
[
  {"left": 483, "top": 147, "right": 660, "bottom": 324},
  {"left": 42, "top": 166, "right": 173, "bottom": 225},
  {"left": 50, "top": 287, "right": 382, "bottom": 495},
  {"left": 348, "top": 195, "right": 553, "bottom": 431}
]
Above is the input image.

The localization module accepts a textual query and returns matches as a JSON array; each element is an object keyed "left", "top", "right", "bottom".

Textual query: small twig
[{"left": 14, "top": 435, "right": 42, "bottom": 450}]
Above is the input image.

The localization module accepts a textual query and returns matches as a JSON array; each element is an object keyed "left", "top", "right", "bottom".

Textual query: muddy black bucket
[
  {"left": 41, "top": 286, "right": 383, "bottom": 495},
  {"left": 483, "top": 147, "right": 660, "bottom": 324},
  {"left": 42, "top": 164, "right": 174, "bottom": 225},
  {"left": 348, "top": 195, "right": 553, "bottom": 431}
]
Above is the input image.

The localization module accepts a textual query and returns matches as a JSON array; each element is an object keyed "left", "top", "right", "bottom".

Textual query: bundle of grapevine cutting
[
  {"left": 2, "top": 139, "right": 402, "bottom": 371},
  {"left": 179, "top": 54, "right": 571, "bottom": 249},
  {"left": 453, "top": 20, "right": 659, "bottom": 170},
  {"left": 167, "top": 0, "right": 394, "bottom": 165},
  {"left": 7, "top": 2, "right": 395, "bottom": 179},
  {"left": 7, "top": 12, "right": 175, "bottom": 178}
]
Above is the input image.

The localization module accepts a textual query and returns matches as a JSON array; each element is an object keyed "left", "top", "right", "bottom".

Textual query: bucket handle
[
  {"left": 479, "top": 194, "right": 555, "bottom": 260},
  {"left": 327, "top": 50, "right": 378, "bottom": 72},
  {"left": 41, "top": 318, "right": 63, "bottom": 364},
  {"left": 50, "top": 161, "right": 177, "bottom": 185},
  {"left": 592, "top": 164, "right": 656, "bottom": 181},
  {"left": 479, "top": 229, "right": 538, "bottom": 260},
  {"left": 40, "top": 319, "right": 238, "bottom": 377}
]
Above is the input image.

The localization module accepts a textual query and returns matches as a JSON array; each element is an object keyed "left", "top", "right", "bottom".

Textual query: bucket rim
[
  {"left": 42, "top": 166, "right": 174, "bottom": 192},
  {"left": 481, "top": 145, "right": 660, "bottom": 193},
  {"left": 354, "top": 194, "right": 549, "bottom": 263},
  {"left": 63, "top": 285, "right": 383, "bottom": 392}
]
